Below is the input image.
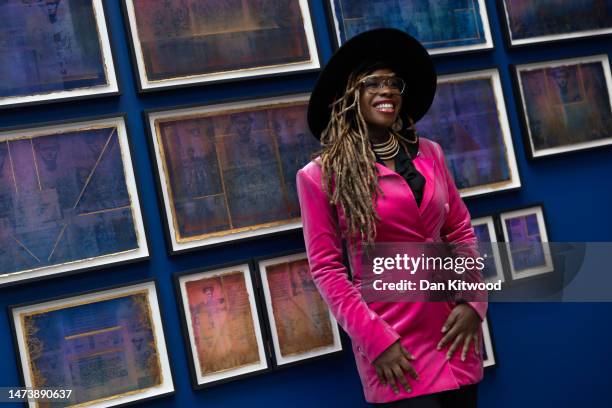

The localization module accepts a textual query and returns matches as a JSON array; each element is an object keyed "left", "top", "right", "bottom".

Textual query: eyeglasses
[{"left": 359, "top": 74, "right": 406, "bottom": 95}]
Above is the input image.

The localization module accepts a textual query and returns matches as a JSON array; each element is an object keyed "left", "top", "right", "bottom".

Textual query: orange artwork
[
  {"left": 265, "top": 259, "right": 334, "bottom": 356},
  {"left": 185, "top": 271, "right": 260, "bottom": 374}
]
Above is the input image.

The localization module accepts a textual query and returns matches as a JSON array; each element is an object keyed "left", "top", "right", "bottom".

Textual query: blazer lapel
[{"left": 413, "top": 156, "right": 436, "bottom": 213}]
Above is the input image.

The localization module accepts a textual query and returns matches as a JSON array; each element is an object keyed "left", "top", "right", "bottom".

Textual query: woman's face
[{"left": 358, "top": 68, "right": 403, "bottom": 132}]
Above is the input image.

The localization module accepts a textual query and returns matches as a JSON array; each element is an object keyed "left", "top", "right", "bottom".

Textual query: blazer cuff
[
  {"left": 361, "top": 322, "right": 401, "bottom": 363},
  {"left": 465, "top": 301, "right": 487, "bottom": 322}
]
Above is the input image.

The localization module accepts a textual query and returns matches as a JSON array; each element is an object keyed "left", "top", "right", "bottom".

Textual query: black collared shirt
[{"left": 373, "top": 139, "right": 427, "bottom": 208}]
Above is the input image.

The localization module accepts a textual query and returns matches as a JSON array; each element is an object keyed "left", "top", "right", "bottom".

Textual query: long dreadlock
[{"left": 313, "top": 60, "right": 419, "bottom": 250}]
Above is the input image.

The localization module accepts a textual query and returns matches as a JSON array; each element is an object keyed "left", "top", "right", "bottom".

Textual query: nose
[{"left": 378, "top": 83, "right": 395, "bottom": 95}]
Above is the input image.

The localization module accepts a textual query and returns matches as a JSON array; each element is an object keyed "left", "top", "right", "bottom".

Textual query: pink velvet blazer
[{"left": 296, "top": 137, "right": 487, "bottom": 404}]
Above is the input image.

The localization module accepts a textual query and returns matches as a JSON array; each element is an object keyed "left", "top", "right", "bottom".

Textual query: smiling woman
[{"left": 297, "top": 28, "right": 486, "bottom": 407}]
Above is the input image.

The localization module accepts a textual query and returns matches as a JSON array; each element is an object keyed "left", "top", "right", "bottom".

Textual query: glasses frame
[{"left": 358, "top": 73, "right": 406, "bottom": 95}]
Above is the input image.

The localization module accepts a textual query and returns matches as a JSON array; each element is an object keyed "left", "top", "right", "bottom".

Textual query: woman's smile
[{"left": 372, "top": 98, "right": 397, "bottom": 114}]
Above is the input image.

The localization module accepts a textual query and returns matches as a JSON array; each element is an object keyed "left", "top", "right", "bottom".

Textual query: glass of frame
[
  {"left": 500, "top": 204, "right": 554, "bottom": 280},
  {"left": 325, "top": 0, "right": 493, "bottom": 55},
  {"left": 498, "top": 0, "right": 612, "bottom": 47},
  {"left": 471, "top": 215, "right": 505, "bottom": 284},
  {"left": 9, "top": 280, "right": 175, "bottom": 408},
  {"left": 513, "top": 55, "right": 612, "bottom": 159},
  {"left": 0, "top": 115, "right": 148, "bottom": 287},
  {"left": 146, "top": 94, "right": 320, "bottom": 253},
  {"left": 482, "top": 316, "right": 496, "bottom": 368},
  {"left": 121, "top": 0, "right": 321, "bottom": 92},
  {"left": 416, "top": 68, "right": 521, "bottom": 198},
  {"left": 0, "top": 0, "right": 119, "bottom": 109},
  {"left": 175, "top": 262, "right": 271, "bottom": 389},
  {"left": 254, "top": 251, "right": 342, "bottom": 367}
]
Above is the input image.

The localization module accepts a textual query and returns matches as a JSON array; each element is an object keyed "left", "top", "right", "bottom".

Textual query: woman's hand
[
  {"left": 437, "top": 303, "right": 481, "bottom": 361},
  {"left": 373, "top": 340, "right": 419, "bottom": 394}
]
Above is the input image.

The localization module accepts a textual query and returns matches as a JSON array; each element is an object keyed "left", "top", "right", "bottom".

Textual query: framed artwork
[
  {"left": 499, "top": 205, "right": 554, "bottom": 280},
  {"left": 9, "top": 280, "right": 175, "bottom": 408},
  {"left": 254, "top": 251, "right": 342, "bottom": 367},
  {"left": 146, "top": 93, "right": 320, "bottom": 253},
  {"left": 175, "top": 262, "right": 271, "bottom": 388},
  {"left": 325, "top": 0, "right": 493, "bottom": 55},
  {"left": 482, "top": 316, "right": 496, "bottom": 368},
  {"left": 0, "top": 115, "right": 149, "bottom": 287},
  {"left": 121, "top": 0, "right": 321, "bottom": 92},
  {"left": 498, "top": 0, "right": 612, "bottom": 47},
  {"left": 471, "top": 216, "right": 505, "bottom": 284},
  {"left": 415, "top": 68, "right": 521, "bottom": 198},
  {"left": 513, "top": 55, "right": 612, "bottom": 159},
  {"left": 0, "top": 0, "right": 119, "bottom": 109}
]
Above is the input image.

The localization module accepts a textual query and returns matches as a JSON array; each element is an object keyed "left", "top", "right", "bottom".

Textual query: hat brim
[{"left": 307, "top": 28, "right": 437, "bottom": 140}]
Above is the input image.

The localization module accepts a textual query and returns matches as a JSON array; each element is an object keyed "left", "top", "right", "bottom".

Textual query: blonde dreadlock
[{"left": 313, "top": 61, "right": 418, "bottom": 250}]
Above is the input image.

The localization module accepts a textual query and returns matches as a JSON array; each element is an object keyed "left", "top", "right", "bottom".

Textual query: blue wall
[{"left": 1, "top": 1, "right": 611, "bottom": 407}]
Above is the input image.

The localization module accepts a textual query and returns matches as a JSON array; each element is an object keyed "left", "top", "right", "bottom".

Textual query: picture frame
[
  {"left": 0, "top": 114, "right": 149, "bottom": 287},
  {"left": 415, "top": 68, "right": 521, "bottom": 198},
  {"left": 482, "top": 316, "right": 496, "bottom": 368},
  {"left": 497, "top": 0, "right": 612, "bottom": 48},
  {"left": 512, "top": 54, "right": 612, "bottom": 160},
  {"left": 253, "top": 250, "right": 343, "bottom": 368},
  {"left": 121, "top": 0, "right": 321, "bottom": 93},
  {"left": 9, "top": 279, "right": 175, "bottom": 408},
  {"left": 325, "top": 0, "right": 494, "bottom": 56},
  {"left": 499, "top": 204, "right": 554, "bottom": 280},
  {"left": 0, "top": 0, "right": 120, "bottom": 109},
  {"left": 145, "top": 93, "right": 320, "bottom": 254},
  {"left": 174, "top": 261, "right": 272, "bottom": 389},
  {"left": 471, "top": 215, "right": 505, "bottom": 284}
]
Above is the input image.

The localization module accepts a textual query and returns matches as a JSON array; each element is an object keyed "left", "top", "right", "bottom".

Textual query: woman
[{"left": 296, "top": 28, "right": 487, "bottom": 407}]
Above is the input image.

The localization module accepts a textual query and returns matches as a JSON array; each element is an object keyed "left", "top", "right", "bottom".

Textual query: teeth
[{"left": 375, "top": 103, "right": 394, "bottom": 108}]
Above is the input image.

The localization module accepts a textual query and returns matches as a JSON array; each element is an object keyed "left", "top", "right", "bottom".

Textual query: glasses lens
[
  {"left": 362, "top": 76, "right": 405, "bottom": 94},
  {"left": 388, "top": 78, "right": 405, "bottom": 92},
  {"left": 363, "top": 78, "right": 381, "bottom": 92}
]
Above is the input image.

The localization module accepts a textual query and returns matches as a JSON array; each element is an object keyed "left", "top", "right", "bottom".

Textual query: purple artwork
[
  {"left": 502, "top": 0, "right": 612, "bottom": 44},
  {"left": 0, "top": 127, "right": 138, "bottom": 275},
  {"left": 518, "top": 59, "right": 612, "bottom": 156},
  {"left": 416, "top": 75, "right": 515, "bottom": 193},
  {"left": 473, "top": 223, "right": 499, "bottom": 281},
  {"left": 155, "top": 102, "right": 319, "bottom": 244},
  {"left": 129, "top": 0, "right": 310, "bottom": 81},
  {"left": 19, "top": 291, "right": 162, "bottom": 406},
  {"left": 505, "top": 213, "right": 546, "bottom": 272},
  {"left": 0, "top": 0, "right": 108, "bottom": 98}
]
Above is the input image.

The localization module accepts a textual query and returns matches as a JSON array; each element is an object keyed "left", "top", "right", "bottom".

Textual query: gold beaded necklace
[{"left": 371, "top": 133, "right": 400, "bottom": 160}]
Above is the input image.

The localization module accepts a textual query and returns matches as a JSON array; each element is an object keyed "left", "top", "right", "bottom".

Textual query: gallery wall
[{"left": 1, "top": 1, "right": 611, "bottom": 407}]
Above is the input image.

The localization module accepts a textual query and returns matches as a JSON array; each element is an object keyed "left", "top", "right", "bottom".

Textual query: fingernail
[
  {"left": 461, "top": 355, "right": 465, "bottom": 362},
  {"left": 441, "top": 326, "right": 446, "bottom": 333},
  {"left": 436, "top": 344, "right": 441, "bottom": 350}
]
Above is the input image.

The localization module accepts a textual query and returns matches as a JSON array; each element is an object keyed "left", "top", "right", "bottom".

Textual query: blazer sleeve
[
  {"left": 296, "top": 167, "right": 401, "bottom": 363},
  {"left": 434, "top": 143, "right": 488, "bottom": 322}
]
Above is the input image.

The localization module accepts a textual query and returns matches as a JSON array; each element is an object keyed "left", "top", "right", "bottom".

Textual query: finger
[
  {"left": 383, "top": 368, "right": 398, "bottom": 394},
  {"left": 441, "top": 309, "right": 459, "bottom": 333},
  {"left": 393, "top": 365, "right": 411, "bottom": 393},
  {"left": 447, "top": 333, "right": 465, "bottom": 360},
  {"left": 474, "top": 330, "right": 481, "bottom": 356},
  {"left": 399, "top": 358, "right": 419, "bottom": 381},
  {"left": 400, "top": 345, "right": 416, "bottom": 360},
  {"left": 461, "top": 333, "right": 473, "bottom": 362},
  {"left": 437, "top": 326, "right": 459, "bottom": 350},
  {"left": 375, "top": 366, "right": 385, "bottom": 385}
]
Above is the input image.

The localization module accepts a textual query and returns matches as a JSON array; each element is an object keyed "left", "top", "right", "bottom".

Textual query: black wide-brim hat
[{"left": 307, "top": 28, "right": 437, "bottom": 140}]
